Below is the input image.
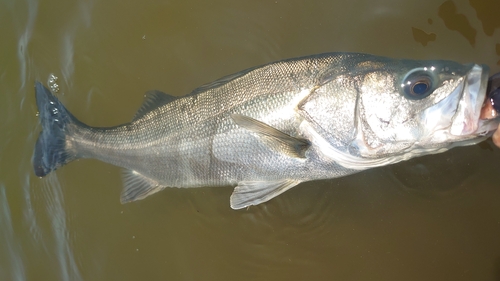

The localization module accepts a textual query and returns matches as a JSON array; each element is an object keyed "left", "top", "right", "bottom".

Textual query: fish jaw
[
  {"left": 449, "top": 64, "right": 491, "bottom": 136},
  {"left": 421, "top": 64, "right": 499, "bottom": 144}
]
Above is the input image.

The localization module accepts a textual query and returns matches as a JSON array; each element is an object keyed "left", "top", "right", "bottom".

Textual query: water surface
[{"left": 1, "top": 0, "right": 500, "bottom": 280}]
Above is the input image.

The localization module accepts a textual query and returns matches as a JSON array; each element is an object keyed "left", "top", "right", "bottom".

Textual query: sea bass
[{"left": 33, "top": 52, "right": 499, "bottom": 209}]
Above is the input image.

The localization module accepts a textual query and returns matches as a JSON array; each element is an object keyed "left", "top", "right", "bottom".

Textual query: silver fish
[{"left": 33, "top": 52, "right": 499, "bottom": 209}]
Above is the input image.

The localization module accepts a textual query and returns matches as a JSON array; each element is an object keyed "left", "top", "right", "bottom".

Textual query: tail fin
[{"left": 33, "top": 81, "right": 78, "bottom": 177}]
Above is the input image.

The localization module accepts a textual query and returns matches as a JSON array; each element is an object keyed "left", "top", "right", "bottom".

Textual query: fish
[{"left": 33, "top": 52, "right": 500, "bottom": 209}]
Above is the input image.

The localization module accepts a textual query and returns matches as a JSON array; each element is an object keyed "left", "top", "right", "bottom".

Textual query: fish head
[{"left": 300, "top": 55, "right": 499, "bottom": 168}]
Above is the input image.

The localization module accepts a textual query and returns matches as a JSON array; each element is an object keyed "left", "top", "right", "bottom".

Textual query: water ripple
[
  {"left": 0, "top": 184, "right": 26, "bottom": 281},
  {"left": 16, "top": 0, "right": 38, "bottom": 89},
  {"left": 39, "top": 175, "right": 83, "bottom": 281}
]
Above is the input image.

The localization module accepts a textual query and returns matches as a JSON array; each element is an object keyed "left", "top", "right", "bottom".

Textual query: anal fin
[
  {"left": 230, "top": 179, "right": 301, "bottom": 209},
  {"left": 121, "top": 169, "right": 166, "bottom": 203}
]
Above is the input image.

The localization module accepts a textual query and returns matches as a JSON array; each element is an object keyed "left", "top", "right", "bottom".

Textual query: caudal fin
[{"left": 33, "top": 81, "right": 78, "bottom": 177}]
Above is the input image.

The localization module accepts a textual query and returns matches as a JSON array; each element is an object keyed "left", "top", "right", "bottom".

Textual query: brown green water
[{"left": 1, "top": 0, "right": 500, "bottom": 280}]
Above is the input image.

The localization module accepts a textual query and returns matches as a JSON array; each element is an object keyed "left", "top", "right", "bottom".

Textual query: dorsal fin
[
  {"left": 133, "top": 90, "right": 178, "bottom": 121},
  {"left": 187, "top": 67, "right": 256, "bottom": 96}
]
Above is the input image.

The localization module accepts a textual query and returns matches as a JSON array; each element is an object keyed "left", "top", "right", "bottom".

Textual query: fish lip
[{"left": 450, "top": 64, "right": 490, "bottom": 136}]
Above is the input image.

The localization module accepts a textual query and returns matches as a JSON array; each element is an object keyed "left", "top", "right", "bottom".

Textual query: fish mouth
[
  {"left": 479, "top": 72, "right": 500, "bottom": 120},
  {"left": 449, "top": 64, "right": 496, "bottom": 136}
]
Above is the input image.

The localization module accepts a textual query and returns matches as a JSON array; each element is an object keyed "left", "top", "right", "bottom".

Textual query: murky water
[{"left": 1, "top": 0, "right": 500, "bottom": 280}]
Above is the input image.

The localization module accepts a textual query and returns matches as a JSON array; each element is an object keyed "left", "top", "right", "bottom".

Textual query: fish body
[{"left": 33, "top": 52, "right": 499, "bottom": 209}]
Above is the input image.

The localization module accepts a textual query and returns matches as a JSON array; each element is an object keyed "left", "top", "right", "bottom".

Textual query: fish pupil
[{"left": 412, "top": 81, "right": 429, "bottom": 95}]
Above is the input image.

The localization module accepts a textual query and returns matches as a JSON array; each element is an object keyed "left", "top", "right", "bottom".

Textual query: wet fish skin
[{"left": 33, "top": 52, "right": 499, "bottom": 209}]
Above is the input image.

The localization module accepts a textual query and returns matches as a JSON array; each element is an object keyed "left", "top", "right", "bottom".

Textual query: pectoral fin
[
  {"left": 230, "top": 179, "right": 301, "bottom": 209},
  {"left": 231, "top": 114, "right": 310, "bottom": 158},
  {"left": 121, "top": 169, "right": 166, "bottom": 203}
]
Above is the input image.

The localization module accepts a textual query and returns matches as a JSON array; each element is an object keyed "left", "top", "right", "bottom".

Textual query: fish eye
[{"left": 401, "top": 70, "right": 434, "bottom": 100}]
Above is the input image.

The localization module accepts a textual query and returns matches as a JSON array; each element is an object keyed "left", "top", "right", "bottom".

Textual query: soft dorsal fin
[
  {"left": 133, "top": 90, "right": 178, "bottom": 121},
  {"left": 188, "top": 67, "right": 256, "bottom": 96},
  {"left": 230, "top": 180, "right": 301, "bottom": 209},
  {"left": 231, "top": 114, "right": 311, "bottom": 158}
]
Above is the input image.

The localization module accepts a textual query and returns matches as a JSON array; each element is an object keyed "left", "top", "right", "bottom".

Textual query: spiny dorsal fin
[
  {"left": 120, "top": 169, "right": 166, "bottom": 203},
  {"left": 133, "top": 90, "right": 178, "bottom": 121},
  {"left": 231, "top": 114, "right": 311, "bottom": 158},
  {"left": 230, "top": 180, "right": 301, "bottom": 209}
]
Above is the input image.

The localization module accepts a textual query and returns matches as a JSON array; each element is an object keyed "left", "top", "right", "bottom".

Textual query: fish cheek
[
  {"left": 358, "top": 73, "right": 403, "bottom": 139},
  {"left": 357, "top": 99, "right": 419, "bottom": 157},
  {"left": 357, "top": 78, "right": 421, "bottom": 154}
]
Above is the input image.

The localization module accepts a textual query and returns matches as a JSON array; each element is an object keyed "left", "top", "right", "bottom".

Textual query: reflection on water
[
  {"left": 469, "top": 0, "right": 500, "bottom": 36},
  {"left": 1, "top": 0, "right": 500, "bottom": 280},
  {"left": 389, "top": 141, "right": 496, "bottom": 199},
  {"left": 438, "top": 0, "right": 476, "bottom": 46},
  {"left": 411, "top": 27, "right": 436, "bottom": 46},
  {"left": 411, "top": 0, "right": 500, "bottom": 65}
]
